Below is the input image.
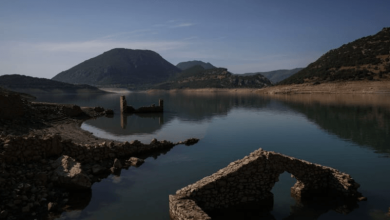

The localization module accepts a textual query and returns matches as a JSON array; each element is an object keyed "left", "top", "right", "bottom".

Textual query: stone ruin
[
  {"left": 169, "top": 148, "right": 364, "bottom": 220},
  {"left": 120, "top": 96, "right": 163, "bottom": 113}
]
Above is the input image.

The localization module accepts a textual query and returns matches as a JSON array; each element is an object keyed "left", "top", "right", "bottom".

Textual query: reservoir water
[{"left": 35, "top": 92, "right": 390, "bottom": 220}]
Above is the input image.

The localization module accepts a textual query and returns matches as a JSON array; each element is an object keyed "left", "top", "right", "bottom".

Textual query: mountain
[
  {"left": 52, "top": 48, "right": 181, "bottom": 86},
  {"left": 176, "top": 60, "right": 216, "bottom": 71},
  {"left": 0, "top": 74, "right": 106, "bottom": 94},
  {"left": 280, "top": 27, "right": 390, "bottom": 85},
  {"left": 153, "top": 66, "right": 272, "bottom": 89},
  {"left": 241, "top": 68, "right": 303, "bottom": 83}
]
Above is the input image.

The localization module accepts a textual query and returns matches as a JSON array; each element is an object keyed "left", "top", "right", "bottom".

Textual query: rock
[
  {"left": 53, "top": 155, "right": 91, "bottom": 190},
  {"left": 47, "top": 202, "right": 57, "bottom": 211},
  {"left": 35, "top": 173, "right": 47, "bottom": 186},
  {"left": 127, "top": 157, "right": 144, "bottom": 166},
  {"left": 113, "top": 158, "right": 122, "bottom": 169},
  {"left": 182, "top": 138, "right": 199, "bottom": 146},
  {"left": 105, "top": 109, "right": 114, "bottom": 115},
  {"left": 21, "top": 205, "right": 30, "bottom": 213},
  {"left": 150, "top": 138, "right": 158, "bottom": 145},
  {"left": 130, "top": 140, "right": 141, "bottom": 145},
  {"left": 0, "top": 210, "right": 8, "bottom": 219},
  {"left": 94, "top": 106, "right": 105, "bottom": 112},
  {"left": 91, "top": 164, "right": 107, "bottom": 175}
]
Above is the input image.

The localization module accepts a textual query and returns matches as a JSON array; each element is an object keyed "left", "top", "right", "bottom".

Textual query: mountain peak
[
  {"left": 176, "top": 61, "right": 216, "bottom": 71},
  {"left": 52, "top": 48, "right": 180, "bottom": 86}
]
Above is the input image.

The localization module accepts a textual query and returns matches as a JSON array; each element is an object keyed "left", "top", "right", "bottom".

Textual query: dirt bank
[
  {"left": 257, "top": 80, "right": 390, "bottom": 94},
  {"left": 147, "top": 80, "right": 390, "bottom": 95}
]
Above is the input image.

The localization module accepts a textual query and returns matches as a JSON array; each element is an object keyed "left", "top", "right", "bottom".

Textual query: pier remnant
[
  {"left": 120, "top": 96, "right": 163, "bottom": 113},
  {"left": 169, "top": 148, "right": 364, "bottom": 219}
]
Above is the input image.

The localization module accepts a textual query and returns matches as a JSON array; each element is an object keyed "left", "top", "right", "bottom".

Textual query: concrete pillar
[
  {"left": 120, "top": 96, "right": 127, "bottom": 113},
  {"left": 159, "top": 99, "right": 164, "bottom": 108}
]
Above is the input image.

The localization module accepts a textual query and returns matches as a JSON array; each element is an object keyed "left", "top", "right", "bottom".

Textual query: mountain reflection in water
[{"left": 81, "top": 93, "right": 390, "bottom": 156}]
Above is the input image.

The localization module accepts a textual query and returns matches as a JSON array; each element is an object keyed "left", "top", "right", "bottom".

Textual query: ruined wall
[
  {"left": 120, "top": 96, "right": 163, "bottom": 113},
  {"left": 0, "top": 135, "right": 175, "bottom": 164},
  {"left": 170, "top": 148, "right": 362, "bottom": 220}
]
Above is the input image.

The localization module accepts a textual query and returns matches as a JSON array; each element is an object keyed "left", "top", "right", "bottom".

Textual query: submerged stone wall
[
  {"left": 120, "top": 96, "right": 163, "bottom": 113},
  {"left": 170, "top": 148, "right": 363, "bottom": 220},
  {"left": 0, "top": 134, "right": 178, "bottom": 164}
]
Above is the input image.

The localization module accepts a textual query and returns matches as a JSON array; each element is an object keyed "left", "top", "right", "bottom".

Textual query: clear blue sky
[{"left": 1, "top": 0, "right": 389, "bottom": 78}]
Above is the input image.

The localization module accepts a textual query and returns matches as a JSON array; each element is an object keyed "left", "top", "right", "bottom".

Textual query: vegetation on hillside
[
  {"left": 0, "top": 74, "right": 105, "bottom": 93},
  {"left": 241, "top": 68, "right": 303, "bottom": 83},
  {"left": 280, "top": 27, "right": 390, "bottom": 85},
  {"left": 176, "top": 60, "right": 216, "bottom": 71},
  {"left": 154, "top": 66, "right": 272, "bottom": 89}
]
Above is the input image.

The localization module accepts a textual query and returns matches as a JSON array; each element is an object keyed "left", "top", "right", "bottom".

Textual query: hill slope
[
  {"left": 52, "top": 48, "right": 181, "bottom": 86},
  {"left": 0, "top": 74, "right": 106, "bottom": 94},
  {"left": 280, "top": 27, "right": 390, "bottom": 85},
  {"left": 154, "top": 67, "right": 272, "bottom": 89},
  {"left": 176, "top": 60, "right": 216, "bottom": 70},
  {"left": 241, "top": 68, "right": 303, "bottom": 83}
]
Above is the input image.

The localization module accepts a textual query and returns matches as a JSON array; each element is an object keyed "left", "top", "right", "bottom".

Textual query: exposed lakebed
[{"left": 34, "top": 92, "right": 390, "bottom": 220}]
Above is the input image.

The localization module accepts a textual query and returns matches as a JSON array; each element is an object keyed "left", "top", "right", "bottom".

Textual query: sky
[{"left": 0, "top": 0, "right": 389, "bottom": 79}]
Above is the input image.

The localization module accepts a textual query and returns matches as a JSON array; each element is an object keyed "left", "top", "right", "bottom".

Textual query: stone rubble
[{"left": 0, "top": 133, "right": 198, "bottom": 220}]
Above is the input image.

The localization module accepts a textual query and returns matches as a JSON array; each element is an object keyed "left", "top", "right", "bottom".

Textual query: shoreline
[
  {"left": 145, "top": 80, "right": 390, "bottom": 95},
  {"left": 0, "top": 96, "right": 198, "bottom": 220}
]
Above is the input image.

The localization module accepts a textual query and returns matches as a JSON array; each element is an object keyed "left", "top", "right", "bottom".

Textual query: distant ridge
[
  {"left": 280, "top": 27, "right": 390, "bottom": 85},
  {"left": 154, "top": 67, "right": 272, "bottom": 89},
  {"left": 0, "top": 74, "right": 106, "bottom": 94},
  {"left": 176, "top": 60, "right": 216, "bottom": 71},
  {"left": 52, "top": 48, "right": 181, "bottom": 86},
  {"left": 241, "top": 68, "right": 303, "bottom": 83}
]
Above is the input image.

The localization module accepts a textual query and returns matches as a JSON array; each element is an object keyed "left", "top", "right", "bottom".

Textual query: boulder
[
  {"left": 150, "top": 138, "right": 158, "bottom": 145},
  {"left": 113, "top": 158, "right": 122, "bottom": 169},
  {"left": 53, "top": 155, "right": 91, "bottom": 190},
  {"left": 127, "top": 157, "right": 144, "bottom": 166}
]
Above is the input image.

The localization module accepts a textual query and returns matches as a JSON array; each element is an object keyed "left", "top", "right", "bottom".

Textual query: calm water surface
[{"left": 35, "top": 92, "right": 390, "bottom": 220}]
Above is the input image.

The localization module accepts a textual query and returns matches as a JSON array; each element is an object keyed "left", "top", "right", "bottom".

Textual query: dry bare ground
[{"left": 256, "top": 80, "right": 390, "bottom": 94}]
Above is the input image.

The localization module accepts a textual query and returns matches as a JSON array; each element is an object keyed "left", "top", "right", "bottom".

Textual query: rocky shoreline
[{"left": 0, "top": 91, "right": 198, "bottom": 220}]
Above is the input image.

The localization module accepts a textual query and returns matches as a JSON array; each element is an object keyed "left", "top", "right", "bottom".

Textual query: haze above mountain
[{"left": 280, "top": 27, "right": 390, "bottom": 84}]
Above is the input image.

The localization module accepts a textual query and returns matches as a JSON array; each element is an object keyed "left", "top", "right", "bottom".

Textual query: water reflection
[
  {"left": 268, "top": 94, "right": 390, "bottom": 155},
  {"left": 73, "top": 92, "right": 390, "bottom": 155},
  {"left": 120, "top": 113, "right": 164, "bottom": 130}
]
